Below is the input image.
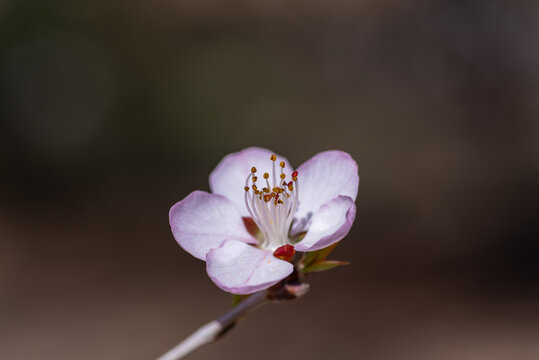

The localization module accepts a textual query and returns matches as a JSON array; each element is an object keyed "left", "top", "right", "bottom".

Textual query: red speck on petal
[{"left": 273, "top": 245, "right": 295, "bottom": 262}]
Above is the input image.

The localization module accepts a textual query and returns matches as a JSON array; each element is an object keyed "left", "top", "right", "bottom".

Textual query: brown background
[{"left": 1, "top": 1, "right": 539, "bottom": 359}]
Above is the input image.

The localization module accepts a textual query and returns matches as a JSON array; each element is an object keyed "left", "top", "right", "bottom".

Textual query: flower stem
[{"left": 156, "top": 291, "right": 268, "bottom": 360}]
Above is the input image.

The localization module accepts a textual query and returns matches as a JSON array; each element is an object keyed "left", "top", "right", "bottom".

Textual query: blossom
[{"left": 169, "top": 147, "right": 359, "bottom": 294}]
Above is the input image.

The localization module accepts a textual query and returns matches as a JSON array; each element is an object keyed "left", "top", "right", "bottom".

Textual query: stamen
[{"left": 243, "top": 155, "right": 299, "bottom": 251}]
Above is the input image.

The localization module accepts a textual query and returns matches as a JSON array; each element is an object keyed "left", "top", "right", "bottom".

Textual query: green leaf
[
  {"left": 303, "top": 260, "right": 349, "bottom": 274},
  {"left": 300, "top": 242, "right": 341, "bottom": 270}
]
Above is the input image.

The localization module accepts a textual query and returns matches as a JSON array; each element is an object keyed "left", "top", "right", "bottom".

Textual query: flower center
[{"left": 244, "top": 154, "right": 299, "bottom": 251}]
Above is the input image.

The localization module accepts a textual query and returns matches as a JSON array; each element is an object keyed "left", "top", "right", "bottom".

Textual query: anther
[
  {"left": 279, "top": 161, "right": 285, "bottom": 168},
  {"left": 252, "top": 176, "right": 257, "bottom": 182},
  {"left": 263, "top": 173, "right": 269, "bottom": 179},
  {"left": 251, "top": 167, "right": 257, "bottom": 173},
  {"left": 270, "top": 154, "right": 277, "bottom": 161},
  {"left": 244, "top": 186, "right": 249, "bottom": 191},
  {"left": 292, "top": 171, "right": 298, "bottom": 179},
  {"left": 280, "top": 173, "right": 286, "bottom": 180}
]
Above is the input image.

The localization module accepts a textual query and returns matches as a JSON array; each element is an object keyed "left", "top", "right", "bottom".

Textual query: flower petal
[
  {"left": 169, "top": 191, "right": 256, "bottom": 260},
  {"left": 206, "top": 240, "right": 293, "bottom": 294},
  {"left": 209, "top": 147, "right": 294, "bottom": 216},
  {"left": 294, "top": 150, "right": 359, "bottom": 229},
  {"left": 295, "top": 195, "right": 356, "bottom": 252}
]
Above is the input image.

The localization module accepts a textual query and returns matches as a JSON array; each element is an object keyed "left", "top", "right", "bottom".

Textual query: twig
[{"left": 156, "top": 291, "right": 268, "bottom": 360}]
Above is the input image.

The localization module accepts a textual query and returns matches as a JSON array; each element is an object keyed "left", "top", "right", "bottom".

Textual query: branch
[{"left": 156, "top": 291, "right": 268, "bottom": 360}]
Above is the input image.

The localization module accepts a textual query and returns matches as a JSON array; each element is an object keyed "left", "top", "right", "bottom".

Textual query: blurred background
[{"left": 1, "top": 0, "right": 539, "bottom": 359}]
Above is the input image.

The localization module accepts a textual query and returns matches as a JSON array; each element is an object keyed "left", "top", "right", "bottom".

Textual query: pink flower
[{"left": 169, "top": 147, "right": 359, "bottom": 294}]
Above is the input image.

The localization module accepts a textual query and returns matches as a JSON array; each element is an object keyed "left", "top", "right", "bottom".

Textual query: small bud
[
  {"left": 273, "top": 244, "right": 295, "bottom": 262},
  {"left": 285, "top": 283, "right": 310, "bottom": 298}
]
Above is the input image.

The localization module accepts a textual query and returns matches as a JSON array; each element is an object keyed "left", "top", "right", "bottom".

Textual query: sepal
[
  {"left": 302, "top": 260, "right": 349, "bottom": 274},
  {"left": 299, "top": 242, "right": 349, "bottom": 274}
]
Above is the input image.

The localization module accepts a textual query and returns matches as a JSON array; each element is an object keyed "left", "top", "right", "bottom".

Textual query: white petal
[
  {"left": 294, "top": 150, "right": 358, "bottom": 231},
  {"left": 295, "top": 196, "right": 356, "bottom": 252},
  {"left": 206, "top": 240, "right": 293, "bottom": 294},
  {"left": 209, "top": 147, "right": 294, "bottom": 216},
  {"left": 169, "top": 191, "right": 256, "bottom": 260}
]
